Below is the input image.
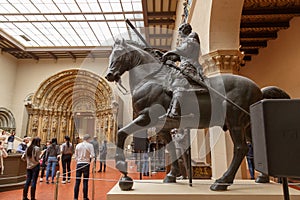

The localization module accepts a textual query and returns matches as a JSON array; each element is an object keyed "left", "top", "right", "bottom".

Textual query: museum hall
[{"left": 0, "top": 0, "right": 300, "bottom": 200}]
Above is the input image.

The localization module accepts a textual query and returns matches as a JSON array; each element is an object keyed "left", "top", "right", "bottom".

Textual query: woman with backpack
[
  {"left": 45, "top": 138, "right": 60, "bottom": 184},
  {"left": 60, "top": 135, "right": 73, "bottom": 184}
]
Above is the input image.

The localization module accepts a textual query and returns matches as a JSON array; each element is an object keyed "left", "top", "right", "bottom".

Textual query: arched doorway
[
  {"left": 25, "top": 69, "right": 116, "bottom": 144},
  {"left": 0, "top": 107, "right": 16, "bottom": 131}
]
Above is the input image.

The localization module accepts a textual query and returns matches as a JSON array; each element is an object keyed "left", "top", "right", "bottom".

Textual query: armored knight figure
[{"left": 161, "top": 23, "right": 204, "bottom": 118}]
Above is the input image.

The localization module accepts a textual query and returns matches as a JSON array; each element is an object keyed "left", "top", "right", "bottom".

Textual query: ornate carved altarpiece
[{"left": 25, "top": 69, "right": 117, "bottom": 144}]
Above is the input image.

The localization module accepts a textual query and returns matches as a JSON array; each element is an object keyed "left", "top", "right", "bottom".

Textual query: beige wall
[
  {"left": 0, "top": 52, "right": 18, "bottom": 110},
  {"left": 189, "top": 0, "right": 212, "bottom": 54},
  {"left": 0, "top": 56, "right": 133, "bottom": 137},
  {"left": 13, "top": 58, "right": 104, "bottom": 136},
  {"left": 188, "top": 0, "right": 243, "bottom": 54},
  {"left": 240, "top": 17, "right": 300, "bottom": 98}
]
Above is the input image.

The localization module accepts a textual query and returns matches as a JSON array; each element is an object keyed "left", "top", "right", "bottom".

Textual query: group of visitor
[{"left": 19, "top": 134, "right": 107, "bottom": 200}]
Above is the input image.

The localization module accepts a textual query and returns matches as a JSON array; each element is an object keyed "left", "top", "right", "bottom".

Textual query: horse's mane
[
  {"left": 125, "top": 40, "right": 146, "bottom": 49},
  {"left": 117, "top": 39, "right": 183, "bottom": 94}
]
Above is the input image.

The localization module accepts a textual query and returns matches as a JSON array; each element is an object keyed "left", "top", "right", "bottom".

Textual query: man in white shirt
[{"left": 74, "top": 134, "right": 95, "bottom": 200}]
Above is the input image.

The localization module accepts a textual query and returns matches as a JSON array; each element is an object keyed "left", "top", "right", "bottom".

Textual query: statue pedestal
[
  {"left": 0, "top": 154, "right": 26, "bottom": 192},
  {"left": 107, "top": 180, "right": 300, "bottom": 200}
]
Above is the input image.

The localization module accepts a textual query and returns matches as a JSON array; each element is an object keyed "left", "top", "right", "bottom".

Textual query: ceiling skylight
[{"left": 0, "top": 0, "right": 144, "bottom": 47}]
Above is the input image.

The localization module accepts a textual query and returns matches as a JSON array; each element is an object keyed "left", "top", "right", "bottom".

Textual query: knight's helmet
[{"left": 178, "top": 23, "right": 192, "bottom": 37}]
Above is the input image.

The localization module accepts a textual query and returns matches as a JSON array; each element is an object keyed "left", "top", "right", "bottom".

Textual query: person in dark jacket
[
  {"left": 98, "top": 140, "right": 107, "bottom": 172},
  {"left": 7, "top": 131, "right": 15, "bottom": 153},
  {"left": 16, "top": 138, "right": 29, "bottom": 154},
  {"left": 60, "top": 136, "right": 73, "bottom": 184}
]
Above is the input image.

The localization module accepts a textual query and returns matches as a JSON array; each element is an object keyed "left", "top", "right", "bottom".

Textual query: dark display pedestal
[{"left": 0, "top": 154, "right": 27, "bottom": 192}]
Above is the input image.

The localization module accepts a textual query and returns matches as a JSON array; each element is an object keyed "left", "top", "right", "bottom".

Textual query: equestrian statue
[{"left": 105, "top": 23, "right": 290, "bottom": 191}]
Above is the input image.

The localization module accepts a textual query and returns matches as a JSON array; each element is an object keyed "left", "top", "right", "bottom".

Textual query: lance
[{"left": 125, "top": 19, "right": 151, "bottom": 48}]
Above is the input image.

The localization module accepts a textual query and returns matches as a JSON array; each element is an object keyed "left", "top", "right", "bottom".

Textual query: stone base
[{"left": 107, "top": 180, "right": 300, "bottom": 200}]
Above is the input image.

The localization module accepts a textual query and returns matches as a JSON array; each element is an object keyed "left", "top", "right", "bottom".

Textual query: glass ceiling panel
[
  {"left": 0, "top": 3, "right": 18, "bottom": 13},
  {"left": 0, "top": 0, "right": 144, "bottom": 47}
]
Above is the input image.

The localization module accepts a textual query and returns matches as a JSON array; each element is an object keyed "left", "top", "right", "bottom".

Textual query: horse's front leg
[
  {"left": 115, "top": 114, "right": 149, "bottom": 175},
  {"left": 161, "top": 130, "right": 181, "bottom": 183}
]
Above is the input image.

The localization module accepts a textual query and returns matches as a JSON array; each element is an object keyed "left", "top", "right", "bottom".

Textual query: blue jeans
[
  {"left": 23, "top": 164, "right": 40, "bottom": 199},
  {"left": 142, "top": 153, "right": 149, "bottom": 175},
  {"left": 74, "top": 163, "right": 90, "bottom": 199},
  {"left": 46, "top": 156, "right": 58, "bottom": 182},
  {"left": 247, "top": 157, "right": 255, "bottom": 179}
]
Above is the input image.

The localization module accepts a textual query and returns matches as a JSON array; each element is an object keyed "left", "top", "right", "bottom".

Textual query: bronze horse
[{"left": 105, "top": 39, "right": 288, "bottom": 191}]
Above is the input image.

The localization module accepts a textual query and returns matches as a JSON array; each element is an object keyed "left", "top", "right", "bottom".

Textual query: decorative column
[
  {"left": 41, "top": 110, "right": 50, "bottom": 142},
  {"left": 59, "top": 113, "right": 67, "bottom": 143},
  {"left": 200, "top": 49, "right": 246, "bottom": 179},
  {"left": 107, "top": 112, "right": 114, "bottom": 142},
  {"left": 200, "top": 50, "right": 244, "bottom": 77},
  {"left": 111, "top": 101, "right": 119, "bottom": 143}
]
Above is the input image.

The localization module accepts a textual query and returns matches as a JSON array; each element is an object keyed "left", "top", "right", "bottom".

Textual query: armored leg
[{"left": 167, "top": 91, "right": 183, "bottom": 118}]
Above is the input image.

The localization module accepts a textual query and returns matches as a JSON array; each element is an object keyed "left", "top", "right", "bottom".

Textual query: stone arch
[
  {"left": 26, "top": 69, "right": 116, "bottom": 144},
  {"left": 0, "top": 107, "right": 16, "bottom": 131},
  {"left": 189, "top": 0, "right": 245, "bottom": 75}
]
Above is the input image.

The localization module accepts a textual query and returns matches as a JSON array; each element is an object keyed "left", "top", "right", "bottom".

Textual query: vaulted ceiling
[{"left": 0, "top": 0, "right": 299, "bottom": 65}]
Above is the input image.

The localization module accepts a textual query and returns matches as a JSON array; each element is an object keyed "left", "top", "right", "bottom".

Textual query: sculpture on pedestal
[{"left": 105, "top": 37, "right": 289, "bottom": 191}]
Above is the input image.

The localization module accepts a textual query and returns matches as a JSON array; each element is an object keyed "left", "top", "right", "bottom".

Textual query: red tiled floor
[{"left": 0, "top": 159, "right": 166, "bottom": 200}]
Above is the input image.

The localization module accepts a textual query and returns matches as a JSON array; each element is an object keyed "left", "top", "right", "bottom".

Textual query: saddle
[{"left": 164, "top": 60, "right": 207, "bottom": 95}]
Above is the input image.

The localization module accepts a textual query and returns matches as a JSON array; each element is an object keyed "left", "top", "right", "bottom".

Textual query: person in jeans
[
  {"left": 39, "top": 140, "right": 50, "bottom": 182},
  {"left": 246, "top": 141, "right": 255, "bottom": 179},
  {"left": 22, "top": 137, "right": 41, "bottom": 200},
  {"left": 74, "top": 134, "right": 95, "bottom": 200},
  {"left": 61, "top": 135, "right": 73, "bottom": 184},
  {"left": 45, "top": 138, "right": 60, "bottom": 184}
]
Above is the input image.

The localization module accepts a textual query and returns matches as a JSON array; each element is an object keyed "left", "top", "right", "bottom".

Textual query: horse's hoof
[
  {"left": 119, "top": 175, "right": 133, "bottom": 191},
  {"left": 255, "top": 174, "right": 270, "bottom": 183},
  {"left": 163, "top": 174, "right": 177, "bottom": 183},
  {"left": 116, "top": 161, "right": 128, "bottom": 174},
  {"left": 210, "top": 182, "right": 230, "bottom": 191}
]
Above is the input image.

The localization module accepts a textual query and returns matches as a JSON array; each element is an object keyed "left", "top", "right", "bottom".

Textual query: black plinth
[
  {"left": 250, "top": 99, "right": 300, "bottom": 178},
  {"left": 250, "top": 99, "right": 300, "bottom": 200}
]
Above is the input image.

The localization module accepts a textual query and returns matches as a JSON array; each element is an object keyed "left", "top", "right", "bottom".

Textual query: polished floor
[
  {"left": 0, "top": 159, "right": 166, "bottom": 200},
  {"left": 1, "top": 160, "right": 299, "bottom": 200}
]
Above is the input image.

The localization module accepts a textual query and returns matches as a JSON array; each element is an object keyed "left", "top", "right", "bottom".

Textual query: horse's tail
[
  {"left": 261, "top": 86, "right": 291, "bottom": 99},
  {"left": 247, "top": 86, "right": 291, "bottom": 142}
]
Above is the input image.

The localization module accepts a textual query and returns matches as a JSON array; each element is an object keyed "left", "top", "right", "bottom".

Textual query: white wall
[
  {"left": 240, "top": 17, "right": 300, "bottom": 98},
  {"left": 0, "top": 52, "right": 17, "bottom": 110}
]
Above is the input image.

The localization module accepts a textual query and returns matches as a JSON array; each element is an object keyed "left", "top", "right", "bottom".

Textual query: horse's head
[{"left": 105, "top": 38, "right": 133, "bottom": 82}]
